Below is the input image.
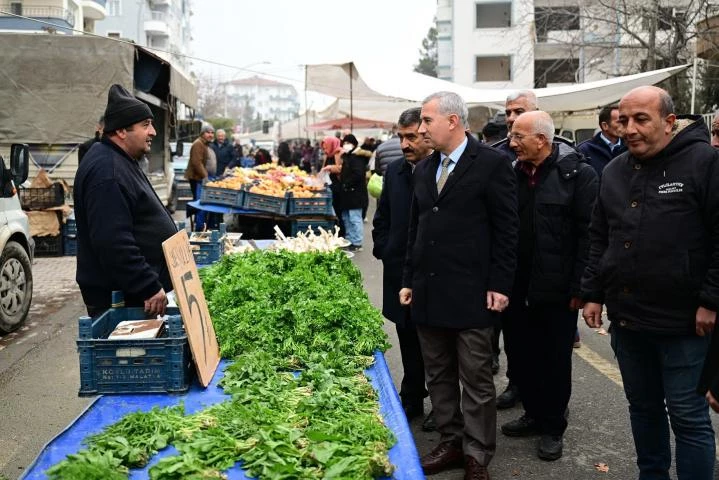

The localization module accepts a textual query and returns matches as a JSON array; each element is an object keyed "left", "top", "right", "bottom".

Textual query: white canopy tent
[{"left": 305, "top": 61, "right": 689, "bottom": 113}]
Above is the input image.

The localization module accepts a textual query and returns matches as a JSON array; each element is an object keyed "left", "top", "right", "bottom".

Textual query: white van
[{"left": 0, "top": 144, "right": 33, "bottom": 333}]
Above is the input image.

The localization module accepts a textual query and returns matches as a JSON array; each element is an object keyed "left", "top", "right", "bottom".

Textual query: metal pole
[
  {"left": 691, "top": 57, "right": 698, "bottom": 114},
  {"left": 304, "top": 65, "right": 309, "bottom": 138},
  {"left": 349, "top": 62, "right": 354, "bottom": 133}
]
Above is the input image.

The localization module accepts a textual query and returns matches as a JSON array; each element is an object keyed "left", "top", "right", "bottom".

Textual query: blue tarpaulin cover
[{"left": 22, "top": 352, "right": 423, "bottom": 479}]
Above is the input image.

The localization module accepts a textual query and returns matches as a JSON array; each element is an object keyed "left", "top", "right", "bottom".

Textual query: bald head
[
  {"left": 618, "top": 86, "right": 676, "bottom": 160},
  {"left": 509, "top": 110, "right": 555, "bottom": 165}
]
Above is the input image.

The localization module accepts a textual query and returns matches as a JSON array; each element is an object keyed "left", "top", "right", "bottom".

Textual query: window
[
  {"left": 535, "top": 7, "right": 580, "bottom": 42},
  {"left": 475, "top": 56, "right": 511, "bottom": 82},
  {"left": 534, "top": 58, "right": 579, "bottom": 88},
  {"left": 9, "top": 2, "right": 22, "bottom": 15},
  {"left": 107, "top": 0, "right": 122, "bottom": 16},
  {"left": 107, "top": 31, "right": 121, "bottom": 39},
  {"left": 642, "top": 7, "right": 684, "bottom": 31},
  {"left": 476, "top": 2, "right": 512, "bottom": 28}
]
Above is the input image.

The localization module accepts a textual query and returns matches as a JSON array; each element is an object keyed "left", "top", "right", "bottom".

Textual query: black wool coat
[
  {"left": 372, "top": 157, "right": 414, "bottom": 326},
  {"left": 402, "top": 133, "right": 519, "bottom": 329}
]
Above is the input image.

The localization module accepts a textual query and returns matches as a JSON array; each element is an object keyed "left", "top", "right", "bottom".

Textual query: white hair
[
  {"left": 506, "top": 90, "right": 538, "bottom": 110},
  {"left": 216, "top": 129, "right": 226, "bottom": 136},
  {"left": 532, "top": 111, "right": 555, "bottom": 143},
  {"left": 422, "top": 91, "right": 469, "bottom": 128}
]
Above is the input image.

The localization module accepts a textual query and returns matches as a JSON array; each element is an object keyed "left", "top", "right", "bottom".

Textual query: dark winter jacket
[
  {"left": 339, "top": 147, "right": 371, "bottom": 210},
  {"left": 372, "top": 157, "right": 414, "bottom": 325},
  {"left": 577, "top": 132, "right": 627, "bottom": 178},
  {"left": 210, "top": 139, "right": 236, "bottom": 176},
  {"left": 515, "top": 143, "right": 598, "bottom": 303},
  {"left": 402, "top": 133, "right": 519, "bottom": 329},
  {"left": 374, "top": 136, "right": 403, "bottom": 175},
  {"left": 581, "top": 116, "right": 719, "bottom": 335},
  {"left": 73, "top": 138, "right": 178, "bottom": 310},
  {"left": 492, "top": 135, "right": 576, "bottom": 164}
]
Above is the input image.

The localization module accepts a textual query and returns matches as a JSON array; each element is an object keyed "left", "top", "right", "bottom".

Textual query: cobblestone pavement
[{"left": 0, "top": 256, "right": 80, "bottom": 351}]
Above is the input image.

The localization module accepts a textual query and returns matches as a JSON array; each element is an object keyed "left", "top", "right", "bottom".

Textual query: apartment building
[
  {"left": 223, "top": 76, "right": 300, "bottom": 125},
  {"left": 438, "top": 0, "right": 695, "bottom": 89},
  {"left": 0, "top": 0, "right": 106, "bottom": 33},
  {"left": 95, "top": 0, "right": 192, "bottom": 72}
]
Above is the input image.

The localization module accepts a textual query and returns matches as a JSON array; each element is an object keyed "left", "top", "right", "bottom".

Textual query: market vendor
[{"left": 73, "top": 84, "right": 178, "bottom": 317}]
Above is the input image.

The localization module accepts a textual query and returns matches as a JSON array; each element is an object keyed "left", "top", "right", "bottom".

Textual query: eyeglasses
[{"left": 507, "top": 132, "right": 541, "bottom": 142}]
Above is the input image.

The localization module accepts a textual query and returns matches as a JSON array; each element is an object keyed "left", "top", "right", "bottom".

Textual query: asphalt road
[{"left": 2, "top": 210, "right": 719, "bottom": 479}]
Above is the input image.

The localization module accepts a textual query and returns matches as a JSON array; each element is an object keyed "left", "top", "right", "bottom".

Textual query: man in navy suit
[
  {"left": 577, "top": 105, "right": 627, "bottom": 178},
  {"left": 400, "top": 91, "right": 519, "bottom": 480}
]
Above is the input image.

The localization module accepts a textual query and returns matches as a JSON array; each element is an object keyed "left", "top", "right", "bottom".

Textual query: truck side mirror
[
  {"left": 10, "top": 144, "right": 29, "bottom": 185},
  {"left": 175, "top": 141, "right": 184, "bottom": 157}
]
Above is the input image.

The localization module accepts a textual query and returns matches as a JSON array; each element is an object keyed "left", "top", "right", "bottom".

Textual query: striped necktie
[{"left": 437, "top": 157, "right": 452, "bottom": 193}]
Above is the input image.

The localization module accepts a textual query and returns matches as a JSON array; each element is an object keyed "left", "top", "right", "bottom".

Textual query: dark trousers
[
  {"left": 395, "top": 322, "right": 428, "bottom": 405},
  {"left": 504, "top": 299, "right": 577, "bottom": 435},
  {"left": 611, "top": 326, "right": 714, "bottom": 480},
  {"left": 417, "top": 325, "right": 496, "bottom": 465}
]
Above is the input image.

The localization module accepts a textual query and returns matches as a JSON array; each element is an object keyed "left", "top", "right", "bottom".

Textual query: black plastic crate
[
  {"left": 242, "top": 189, "right": 288, "bottom": 214},
  {"left": 287, "top": 190, "right": 334, "bottom": 216},
  {"left": 77, "top": 305, "right": 191, "bottom": 396},
  {"left": 33, "top": 234, "right": 63, "bottom": 257},
  {"left": 290, "top": 218, "right": 337, "bottom": 236},
  {"left": 18, "top": 183, "right": 65, "bottom": 210}
]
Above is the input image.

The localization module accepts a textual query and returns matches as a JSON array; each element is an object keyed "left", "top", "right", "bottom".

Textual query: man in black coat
[
  {"left": 372, "top": 107, "right": 434, "bottom": 427},
  {"left": 74, "top": 84, "right": 178, "bottom": 316},
  {"left": 577, "top": 105, "right": 627, "bottom": 178},
  {"left": 210, "top": 129, "right": 236, "bottom": 176},
  {"left": 583, "top": 86, "right": 719, "bottom": 480},
  {"left": 400, "top": 91, "right": 519, "bottom": 479},
  {"left": 499, "top": 111, "right": 598, "bottom": 461}
]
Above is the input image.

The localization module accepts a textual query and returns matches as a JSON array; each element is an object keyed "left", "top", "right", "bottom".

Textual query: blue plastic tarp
[{"left": 22, "top": 352, "right": 423, "bottom": 480}]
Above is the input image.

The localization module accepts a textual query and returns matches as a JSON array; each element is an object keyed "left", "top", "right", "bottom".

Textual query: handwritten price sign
[{"left": 162, "top": 230, "right": 220, "bottom": 387}]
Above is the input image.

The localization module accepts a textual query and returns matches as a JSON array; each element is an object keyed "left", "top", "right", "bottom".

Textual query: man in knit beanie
[{"left": 73, "top": 84, "right": 177, "bottom": 317}]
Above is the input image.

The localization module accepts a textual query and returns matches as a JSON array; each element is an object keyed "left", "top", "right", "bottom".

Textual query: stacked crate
[{"left": 20, "top": 183, "right": 66, "bottom": 257}]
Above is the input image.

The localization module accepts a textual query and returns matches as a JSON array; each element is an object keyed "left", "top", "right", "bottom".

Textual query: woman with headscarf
[{"left": 320, "top": 136, "right": 345, "bottom": 235}]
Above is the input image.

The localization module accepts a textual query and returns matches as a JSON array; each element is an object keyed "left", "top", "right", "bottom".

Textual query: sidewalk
[{"left": 29, "top": 256, "right": 80, "bottom": 316}]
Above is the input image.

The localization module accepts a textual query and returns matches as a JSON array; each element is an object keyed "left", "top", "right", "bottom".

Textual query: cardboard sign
[{"left": 162, "top": 230, "right": 220, "bottom": 387}]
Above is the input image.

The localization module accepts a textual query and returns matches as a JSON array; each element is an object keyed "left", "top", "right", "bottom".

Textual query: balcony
[
  {"left": 82, "top": 0, "right": 106, "bottom": 20},
  {"left": 144, "top": 10, "right": 169, "bottom": 36},
  {"left": 150, "top": 0, "right": 171, "bottom": 5},
  {"left": 0, "top": 5, "right": 75, "bottom": 30}
]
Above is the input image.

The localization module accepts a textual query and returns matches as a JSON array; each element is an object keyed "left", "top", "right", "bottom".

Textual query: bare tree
[{"left": 196, "top": 72, "right": 225, "bottom": 118}]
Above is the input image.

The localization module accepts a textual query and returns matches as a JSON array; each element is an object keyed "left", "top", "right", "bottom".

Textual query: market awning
[
  {"left": 169, "top": 64, "right": 197, "bottom": 109},
  {"left": 305, "top": 61, "right": 690, "bottom": 112},
  {"left": 306, "top": 115, "right": 394, "bottom": 132}
]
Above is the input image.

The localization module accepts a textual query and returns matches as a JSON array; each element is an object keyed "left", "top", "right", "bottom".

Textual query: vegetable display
[
  {"left": 206, "top": 165, "right": 325, "bottom": 198},
  {"left": 48, "top": 250, "right": 393, "bottom": 479}
]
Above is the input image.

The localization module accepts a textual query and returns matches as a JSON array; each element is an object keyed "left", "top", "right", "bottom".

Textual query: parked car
[{"left": 0, "top": 144, "right": 33, "bottom": 333}]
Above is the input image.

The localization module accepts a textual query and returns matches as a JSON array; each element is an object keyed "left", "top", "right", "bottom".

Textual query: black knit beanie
[{"left": 103, "top": 84, "right": 153, "bottom": 132}]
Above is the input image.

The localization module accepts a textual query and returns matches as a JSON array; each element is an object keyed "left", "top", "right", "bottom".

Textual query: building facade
[
  {"left": 438, "top": 0, "right": 694, "bottom": 89},
  {"left": 223, "top": 76, "right": 300, "bottom": 126},
  {"left": 94, "top": 0, "right": 192, "bottom": 72},
  {"left": 0, "top": 0, "right": 107, "bottom": 34}
]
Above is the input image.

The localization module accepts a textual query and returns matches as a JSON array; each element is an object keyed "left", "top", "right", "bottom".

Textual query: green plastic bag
[{"left": 368, "top": 173, "right": 383, "bottom": 198}]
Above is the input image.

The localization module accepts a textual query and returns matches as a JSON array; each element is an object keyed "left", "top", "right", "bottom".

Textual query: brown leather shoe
[
  {"left": 464, "top": 456, "right": 491, "bottom": 480},
  {"left": 421, "top": 441, "right": 464, "bottom": 475}
]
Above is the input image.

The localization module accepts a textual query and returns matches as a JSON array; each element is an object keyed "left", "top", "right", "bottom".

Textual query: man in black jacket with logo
[
  {"left": 372, "top": 107, "right": 434, "bottom": 429},
  {"left": 499, "top": 111, "right": 598, "bottom": 461},
  {"left": 400, "top": 91, "right": 518, "bottom": 480},
  {"left": 74, "top": 84, "right": 178, "bottom": 317},
  {"left": 583, "top": 86, "right": 719, "bottom": 480}
]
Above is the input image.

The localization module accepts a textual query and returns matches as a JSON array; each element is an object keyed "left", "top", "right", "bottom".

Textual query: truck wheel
[
  {"left": 167, "top": 185, "right": 178, "bottom": 214},
  {"left": 0, "top": 241, "right": 33, "bottom": 334}
]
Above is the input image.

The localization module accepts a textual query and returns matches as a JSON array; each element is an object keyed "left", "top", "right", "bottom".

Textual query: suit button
[
  {"left": 631, "top": 201, "right": 638, "bottom": 208},
  {"left": 633, "top": 164, "right": 642, "bottom": 170},
  {"left": 624, "top": 241, "right": 632, "bottom": 249},
  {"left": 432, "top": 206, "right": 439, "bottom": 213},
  {"left": 620, "top": 320, "right": 627, "bottom": 327},
  {"left": 429, "top": 272, "right": 436, "bottom": 277},
  {"left": 429, "top": 240, "right": 436, "bottom": 246}
]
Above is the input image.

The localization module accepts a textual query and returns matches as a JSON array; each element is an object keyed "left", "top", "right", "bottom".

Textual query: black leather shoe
[
  {"left": 403, "top": 402, "right": 424, "bottom": 421},
  {"left": 501, "top": 414, "right": 540, "bottom": 437},
  {"left": 496, "top": 384, "right": 520, "bottom": 409},
  {"left": 538, "top": 434, "right": 563, "bottom": 461},
  {"left": 421, "top": 441, "right": 464, "bottom": 475},
  {"left": 491, "top": 355, "right": 500, "bottom": 375},
  {"left": 422, "top": 410, "right": 436, "bottom": 432}
]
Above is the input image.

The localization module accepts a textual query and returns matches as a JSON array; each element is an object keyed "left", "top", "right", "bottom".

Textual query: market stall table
[{"left": 22, "top": 352, "right": 423, "bottom": 480}]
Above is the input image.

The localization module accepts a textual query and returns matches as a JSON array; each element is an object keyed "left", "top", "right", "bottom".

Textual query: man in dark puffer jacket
[
  {"left": 583, "top": 86, "right": 719, "bottom": 480},
  {"left": 499, "top": 111, "right": 597, "bottom": 462},
  {"left": 74, "top": 84, "right": 178, "bottom": 317}
]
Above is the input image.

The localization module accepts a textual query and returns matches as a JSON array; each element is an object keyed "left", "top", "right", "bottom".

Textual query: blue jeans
[
  {"left": 610, "top": 325, "right": 714, "bottom": 480},
  {"left": 341, "top": 209, "right": 363, "bottom": 246}
]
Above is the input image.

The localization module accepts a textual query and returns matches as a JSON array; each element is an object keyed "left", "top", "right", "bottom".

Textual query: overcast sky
[{"left": 190, "top": 0, "right": 437, "bottom": 109}]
